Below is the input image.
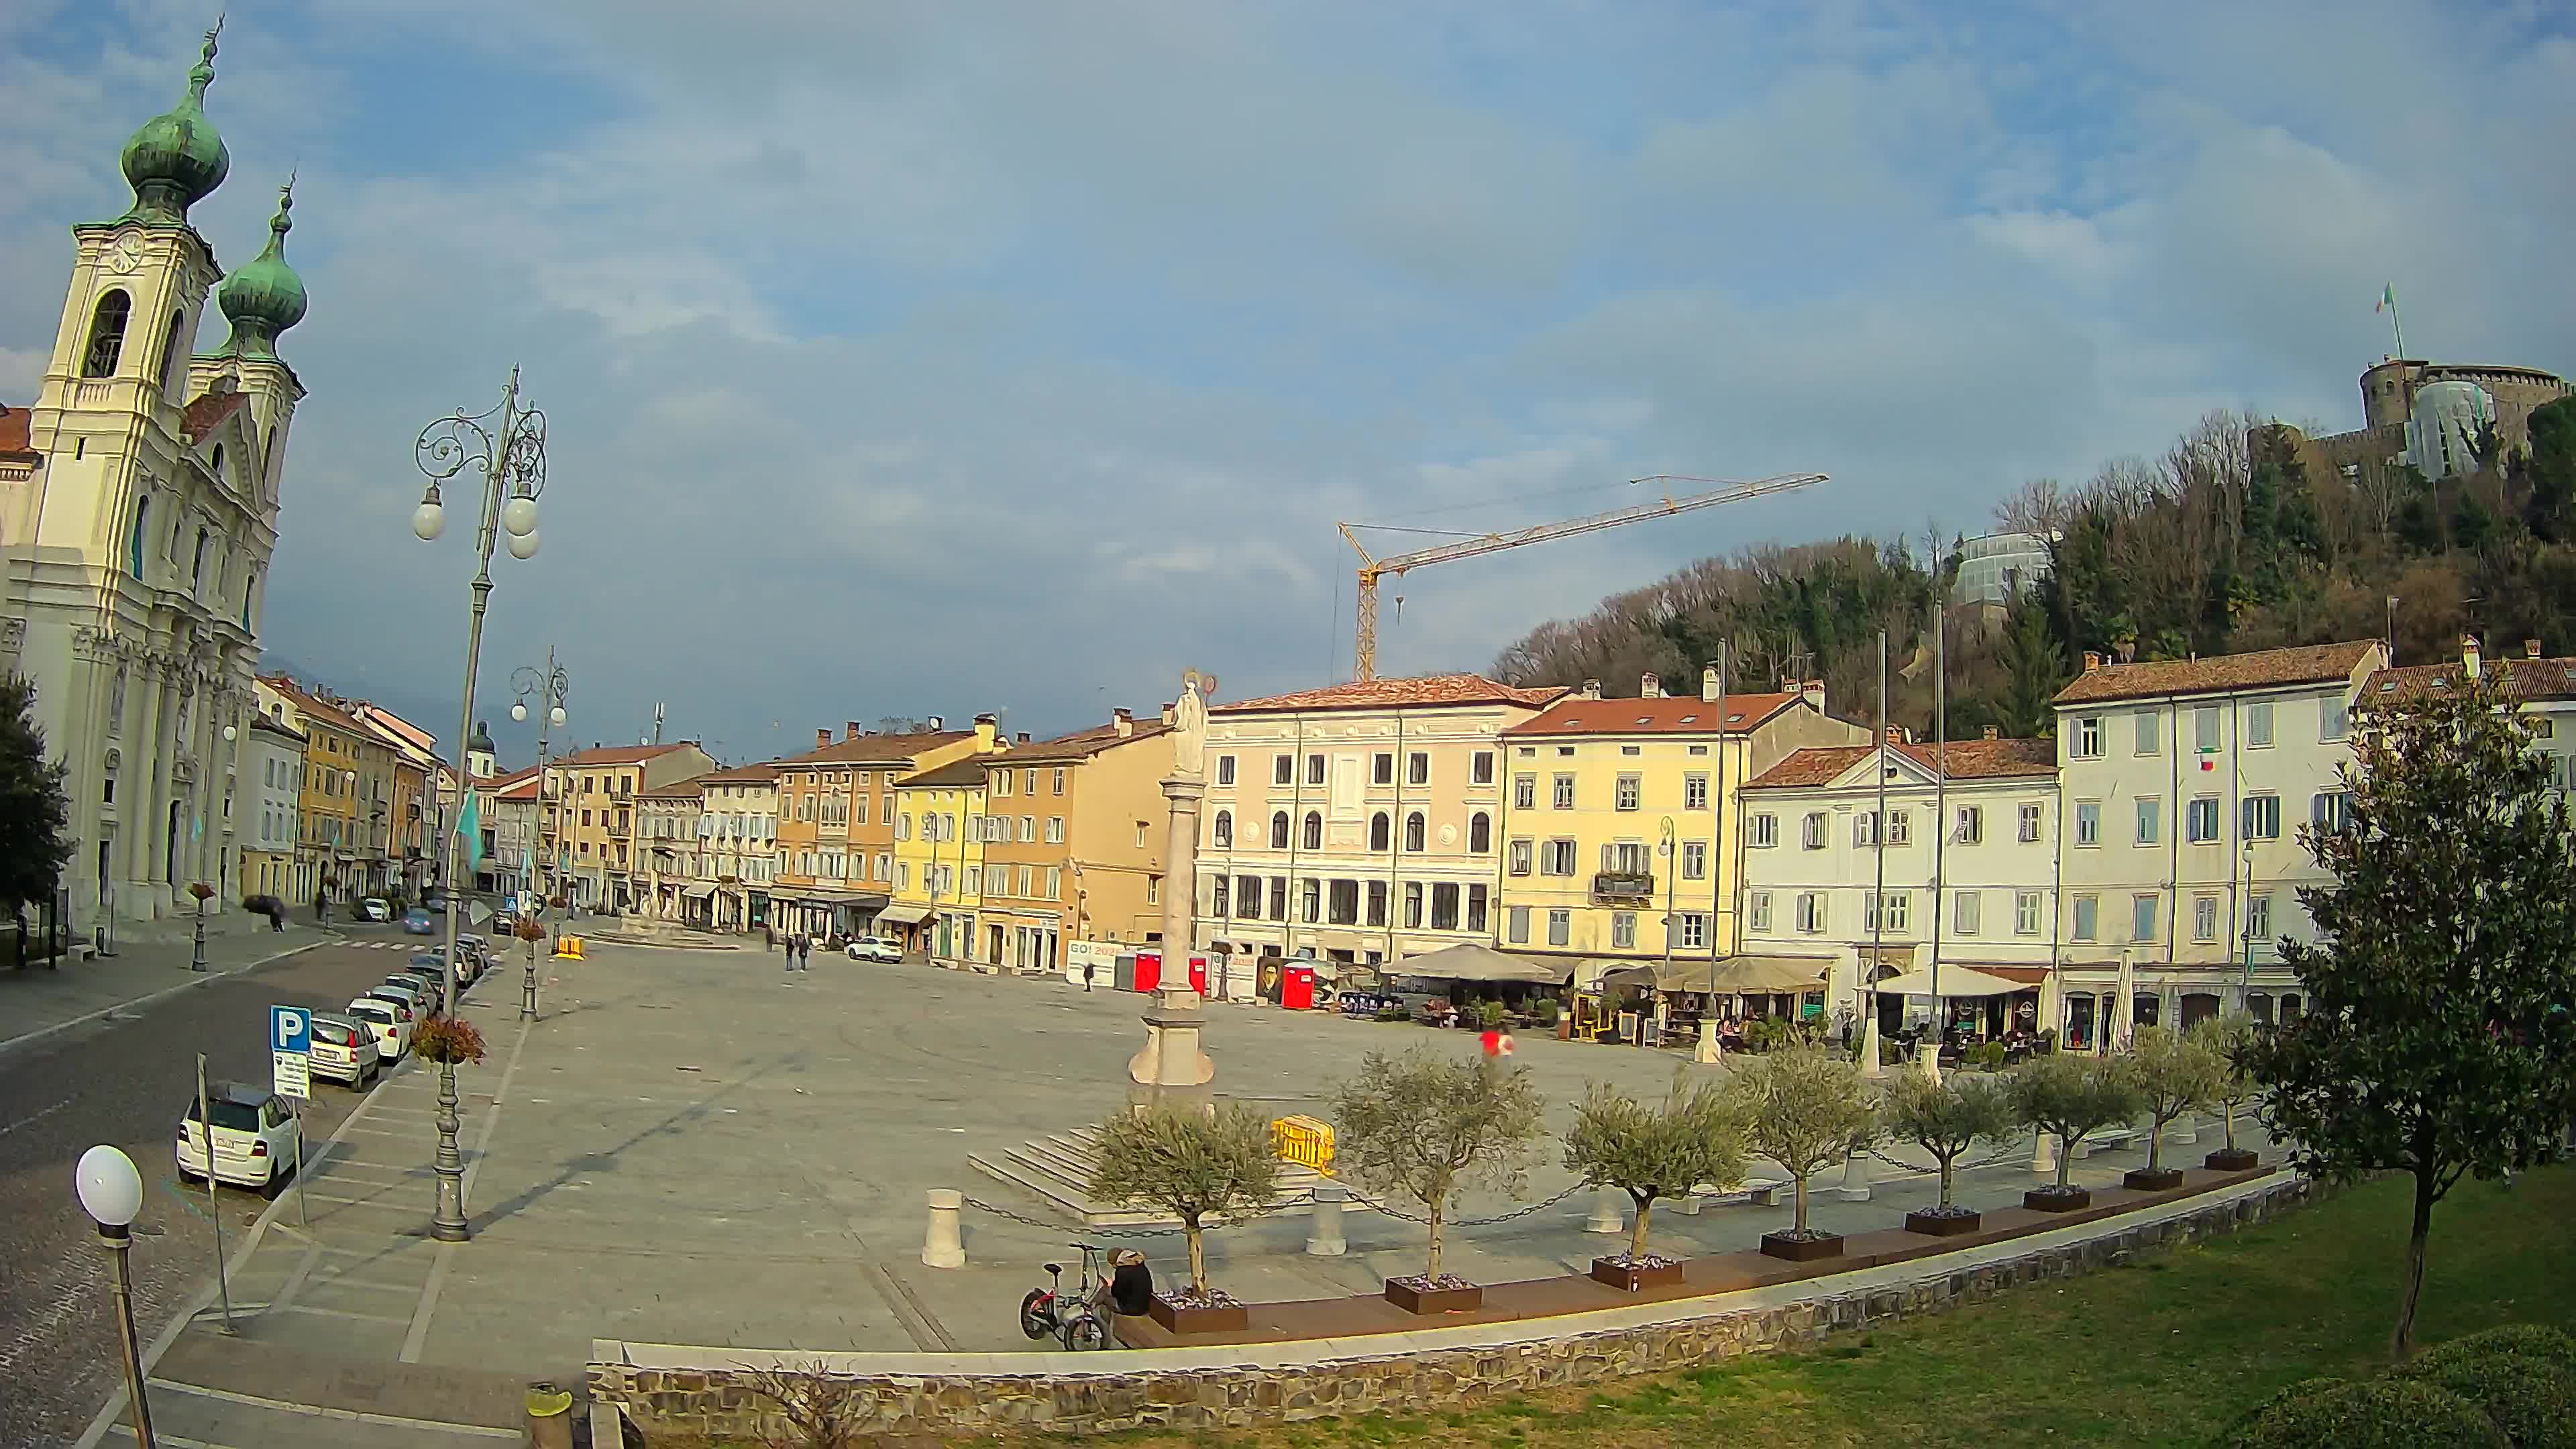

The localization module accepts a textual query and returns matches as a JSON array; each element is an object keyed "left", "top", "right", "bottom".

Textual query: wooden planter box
[
  {"left": 1904, "top": 1208, "right": 1983, "bottom": 1237},
  {"left": 1145, "top": 1296, "right": 1248, "bottom": 1335},
  {"left": 1384, "top": 1279, "right": 1483, "bottom": 1315},
  {"left": 2123, "top": 1167, "right": 2186, "bottom": 1191},
  {"left": 2024, "top": 1187, "right": 2092, "bottom": 1212},
  {"left": 1589, "top": 1256, "right": 1684, "bottom": 1292},
  {"left": 1759, "top": 1231, "right": 1845, "bottom": 1263},
  {"left": 2204, "top": 1147, "right": 2261, "bottom": 1172}
]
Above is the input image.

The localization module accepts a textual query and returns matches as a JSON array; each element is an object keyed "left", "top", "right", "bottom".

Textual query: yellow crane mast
[{"left": 1338, "top": 472, "right": 1825, "bottom": 682}]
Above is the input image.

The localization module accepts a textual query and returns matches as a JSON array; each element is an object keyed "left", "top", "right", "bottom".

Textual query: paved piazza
[{"left": 199, "top": 937, "right": 2262, "bottom": 1396}]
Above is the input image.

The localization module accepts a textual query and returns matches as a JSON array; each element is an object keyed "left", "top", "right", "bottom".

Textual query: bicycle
[{"left": 1018, "top": 1242, "right": 1113, "bottom": 1350}]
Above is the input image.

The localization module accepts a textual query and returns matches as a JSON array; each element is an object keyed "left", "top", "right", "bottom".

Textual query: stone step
[{"left": 967, "top": 1130, "right": 1368, "bottom": 1230}]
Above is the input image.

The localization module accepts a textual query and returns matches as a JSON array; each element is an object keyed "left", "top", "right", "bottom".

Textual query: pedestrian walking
[
  {"left": 800, "top": 934, "right": 813, "bottom": 969},
  {"left": 1083, "top": 957, "right": 1096, "bottom": 992},
  {"left": 269, "top": 899, "right": 286, "bottom": 932}
]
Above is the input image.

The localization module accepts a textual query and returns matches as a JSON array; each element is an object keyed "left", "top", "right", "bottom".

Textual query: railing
[
  {"left": 607, "top": 821, "right": 631, "bottom": 838},
  {"left": 1591, "top": 871, "right": 1654, "bottom": 901}
]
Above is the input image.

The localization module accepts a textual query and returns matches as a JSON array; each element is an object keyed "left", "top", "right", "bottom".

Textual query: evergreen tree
[
  {"left": 0, "top": 674, "right": 72, "bottom": 918},
  {"left": 2247, "top": 666, "right": 2576, "bottom": 1360}
]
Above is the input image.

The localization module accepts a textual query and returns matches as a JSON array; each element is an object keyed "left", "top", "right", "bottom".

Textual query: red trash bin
[
  {"left": 1134, "top": 950, "right": 1161, "bottom": 993},
  {"left": 1281, "top": 965, "right": 1316, "bottom": 1010}
]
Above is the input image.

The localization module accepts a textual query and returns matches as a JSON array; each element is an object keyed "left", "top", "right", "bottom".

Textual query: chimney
[
  {"left": 1886, "top": 724, "right": 1905, "bottom": 745},
  {"left": 2083, "top": 650, "right": 2102, "bottom": 672},
  {"left": 2526, "top": 639, "right": 2543, "bottom": 660},
  {"left": 1700, "top": 665, "right": 1719, "bottom": 702},
  {"left": 1579, "top": 678, "right": 1602, "bottom": 700},
  {"left": 1801, "top": 678, "right": 1825, "bottom": 713},
  {"left": 926, "top": 714, "right": 944, "bottom": 731},
  {"left": 2462, "top": 634, "right": 2481, "bottom": 681},
  {"left": 1016, "top": 731, "right": 1031, "bottom": 745},
  {"left": 1982, "top": 724, "right": 2000, "bottom": 741},
  {"left": 973, "top": 712, "right": 999, "bottom": 751},
  {"left": 1640, "top": 672, "right": 1663, "bottom": 699},
  {"left": 816, "top": 728, "right": 831, "bottom": 749},
  {"left": 845, "top": 721, "right": 862, "bottom": 741},
  {"left": 1112, "top": 707, "right": 1134, "bottom": 737},
  {"left": 1161, "top": 701, "right": 1176, "bottom": 727}
]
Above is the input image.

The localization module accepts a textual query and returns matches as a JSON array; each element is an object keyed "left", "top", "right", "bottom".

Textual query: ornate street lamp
[
  {"left": 411, "top": 368, "right": 549, "bottom": 1244},
  {"left": 75, "top": 1145, "right": 154, "bottom": 1448},
  {"left": 511, "top": 649, "right": 570, "bottom": 906}
]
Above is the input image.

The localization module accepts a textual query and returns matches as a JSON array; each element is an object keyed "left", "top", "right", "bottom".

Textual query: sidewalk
[{"left": 0, "top": 915, "right": 337, "bottom": 1057}]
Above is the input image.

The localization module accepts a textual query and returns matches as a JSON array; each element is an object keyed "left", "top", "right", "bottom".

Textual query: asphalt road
[{"left": 0, "top": 928, "right": 467, "bottom": 1447}]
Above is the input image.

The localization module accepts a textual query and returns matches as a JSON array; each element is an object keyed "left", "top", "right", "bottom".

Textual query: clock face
[{"left": 108, "top": 233, "right": 144, "bottom": 274}]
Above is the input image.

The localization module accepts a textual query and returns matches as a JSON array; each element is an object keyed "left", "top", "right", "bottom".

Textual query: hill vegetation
[{"left": 1491, "top": 396, "right": 2576, "bottom": 739}]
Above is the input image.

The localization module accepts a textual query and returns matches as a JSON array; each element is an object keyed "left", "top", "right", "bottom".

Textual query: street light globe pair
[
  {"left": 509, "top": 701, "right": 567, "bottom": 726},
  {"left": 411, "top": 486, "right": 541, "bottom": 559}
]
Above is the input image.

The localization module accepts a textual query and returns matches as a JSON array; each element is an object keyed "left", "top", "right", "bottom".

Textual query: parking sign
[{"left": 271, "top": 1004, "right": 311, "bottom": 1099}]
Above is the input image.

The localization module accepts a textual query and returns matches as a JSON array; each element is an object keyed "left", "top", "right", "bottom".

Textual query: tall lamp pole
[
  {"left": 411, "top": 367, "right": 550, "bottom": 1244},
  {"left": 511, "top": 651, "right": 570, "bottom": 908},
  {"left": 75, "top": 1145, "right": 154, "bottom": 1448}
]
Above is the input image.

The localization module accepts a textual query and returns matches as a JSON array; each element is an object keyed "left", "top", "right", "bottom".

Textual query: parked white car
[
  {"left": 307, "top": 1013, "right": 382, "bottom": 1087},
  {"left": 358, "top": 896, "right": 392, "bottom": 922},
  {"left": 845, "top": 935, "right": 904, "bottom": 963},
  {"left": 345, "top": 997, "right": 409, "bottom": 1061},
  {"left": 176, "top": 1083, "right": 301, "bottom": 1193}
]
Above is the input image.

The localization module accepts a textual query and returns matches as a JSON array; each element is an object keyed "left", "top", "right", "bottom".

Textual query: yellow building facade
[
  {"left": 888, "top": 727, "right": 1004, "bottom": 959},
  {"left": 546, "top": 742, "right": 717, "bottom": 912},
  {"left": 256, "top": 677, "right": 390, "bottom": 906},
  {"left": 1495, "top": 670, "right": 1865, "bottom": 985}
]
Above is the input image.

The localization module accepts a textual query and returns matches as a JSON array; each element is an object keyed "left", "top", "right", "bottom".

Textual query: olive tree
[
  {"left": 1087, "top": 1102, "right": 1283, "bottom": 1297},
  {"left": 1883, "top": 1070, "right": 2015, "bottom": 1213},
  {"left": 2126, "top": 1024, "right": 2226, "bottom": 1174},
  {"left": 2189, "top": 1014, "right": 2262, "bottom": 1157},
  {"left": 1332, "top": 1047, "right": 1547, "bottom": 1282},
  {"left": 2006, "top": 1051, "right": 2145, "bottom": 1191},
  {"left": 1722, "top": 1042, "right": 1877, "bottom": 1238},
  {"left": 1561, "top": 1072, "right": 1747, "bottom": 1260}
]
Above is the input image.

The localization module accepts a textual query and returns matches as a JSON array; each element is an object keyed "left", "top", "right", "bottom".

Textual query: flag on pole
[
  {"left": 458, "top": 788, "right": 482, "bottom": 872},
  {"left": 2377, "top": 284, "right": 2396, "bottom": 314}
]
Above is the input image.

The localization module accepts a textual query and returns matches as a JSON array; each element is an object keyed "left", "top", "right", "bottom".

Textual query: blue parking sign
[{"left": 272, "top": 1005, "right": 310, "bottom": 1055}]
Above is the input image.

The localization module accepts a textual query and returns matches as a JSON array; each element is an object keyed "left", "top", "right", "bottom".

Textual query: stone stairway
[{"left": 967, "top": 1124, "right": 1371, "bottom": 1228}]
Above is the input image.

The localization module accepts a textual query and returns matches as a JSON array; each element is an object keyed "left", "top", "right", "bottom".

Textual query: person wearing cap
[{"left": 1108, "top": 1249, "right": 1155, "bottom": 1317}]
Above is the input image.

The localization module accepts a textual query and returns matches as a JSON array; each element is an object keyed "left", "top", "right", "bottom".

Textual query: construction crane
[{"left": 1338, "top": 472, "right": 1826, "bottom": 682}]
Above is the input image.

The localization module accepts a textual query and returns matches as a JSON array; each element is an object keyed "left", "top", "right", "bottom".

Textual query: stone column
[
  {"left": 1127, "top": 773, "right": 1214, "bottom": 1099},
  {"left": 144, "top": 665, "right": 182, "bottom": 917},
  {"left": 1304, "top": 1183, "right": 1348, "bottom": 1256}
]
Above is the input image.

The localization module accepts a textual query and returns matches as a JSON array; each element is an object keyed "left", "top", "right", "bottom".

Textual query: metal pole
[
  {"left": 1930, "top": 602, "right": 1946, "bottom": 1030},
  {"left": 194, "top": 1054, "right": 233, "bottom": 1332},
  {"left": 292, "top": 1100, "right": 309, "bottom": 1234},
  {"left": 1870, "top": 631, "right": 1888, "bottom": 1037},
  {"left": 99, "top": 1223, "right": 156, "bottom": 1448},
  {"left": 190, "top": 896, "right": 206, "bottom": 971}
]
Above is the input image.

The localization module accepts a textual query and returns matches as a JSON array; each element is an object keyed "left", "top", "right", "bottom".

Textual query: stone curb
[{"left": 0, "top": 933, "right": 339, "bottom": 1059}]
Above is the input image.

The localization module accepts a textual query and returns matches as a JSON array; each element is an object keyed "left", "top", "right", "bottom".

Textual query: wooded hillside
[{"left": 1490, "top": 396, "right": 2576, "bottom": 739}]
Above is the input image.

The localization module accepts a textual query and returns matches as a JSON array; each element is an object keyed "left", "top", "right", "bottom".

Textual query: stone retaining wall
[{"left": 594, "top": 1175, "right": 2319, "bottom": 1442}]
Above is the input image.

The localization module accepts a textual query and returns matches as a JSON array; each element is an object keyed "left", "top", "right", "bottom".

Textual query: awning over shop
[
  {"left": 1876, "top": 965, "right": 2026, "bottom": 998},
  {"left": 875, "top": 904, "right": 934, "bottom": 926},
  {"left": 1398, "top": 943, "right": 1577, "bottom": 985},
  {"left": 774, "top": 887, "right": 889, "bottom": 906},
  {"left": 1708, "top": 955, "right": 1833, "bottom": 994},
  {"left": 681, "top": 883, "right": 717, "bottom": 900},
  {"left": 1597, "top": 959, "right": 1725, "bottom": 991}
]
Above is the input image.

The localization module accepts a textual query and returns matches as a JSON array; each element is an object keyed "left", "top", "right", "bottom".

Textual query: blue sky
[{"left": 7, "top": 0, "right": 2572, "bottom": 763}]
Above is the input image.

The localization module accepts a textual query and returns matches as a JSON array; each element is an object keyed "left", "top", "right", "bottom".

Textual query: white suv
[
  {"left": 176, "top": 1085, "right": 301, "bottom": 1193},
  {"left": 845, "top": 935, "right": 904, "bottom": 963}
]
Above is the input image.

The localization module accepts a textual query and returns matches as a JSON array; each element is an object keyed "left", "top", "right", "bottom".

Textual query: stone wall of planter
[{"left": 594, "top": 1176, "right": 2320, "bottom": 1442}]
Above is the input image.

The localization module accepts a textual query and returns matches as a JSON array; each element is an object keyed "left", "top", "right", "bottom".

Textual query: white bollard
[
  {"left": 1915, "top": 1038, "right": 1943, "bottom": 1084},
  {"left": 1305, "top": 1183, "right": 1348, "bottom": 1256},
  {"left": 2033, "top": 1129, "right": 2058, "bottom": 1179},
  {"left": 2171, "top": 1113, "right": 2198, "bottom": 1146},
  {"left": 1585, "top": 1186, "right": 1625, "bottom": 1234},
  {"left": 922, "top": 1188, "right": 965, "bottom": 1269},
  {"left": 1835, "top": 1150, "right": 1874, "bottom": 1202}
]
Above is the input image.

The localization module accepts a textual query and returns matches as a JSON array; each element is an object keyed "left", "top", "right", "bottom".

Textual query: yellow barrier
[
  {"left": 1271, "top": 1114, "right": 1335, "bottom": 1175},
  {"left": 552, "top": 935, "right": 584, "bottom": 960}
]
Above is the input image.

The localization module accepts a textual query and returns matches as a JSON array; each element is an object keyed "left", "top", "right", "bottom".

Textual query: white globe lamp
[
  {"left": 76, "top": 1145, "right": 145, "bottom": 1228},
  {"left": 511, "top": 702, "right": 527, "bottom": 722},
  {"left": 506, "top": 529, "right": 540, "bottom": 561},
  {"left": 500, "top": 494, "right": 539, "bottom": 538}
]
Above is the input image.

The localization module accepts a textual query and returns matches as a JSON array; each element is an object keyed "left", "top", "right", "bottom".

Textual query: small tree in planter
[
  {"left": 2123, "top": 1024, "right": 2226, "bottom": 1189},
  {"left": 1561, "top": 1072, "right": 1747, "bottom": 1289},
  {"left": 1723, "top": 1042, "right": 1878, "bottom": 1260},
  {"left": 2190, "top": 1014, "right": 2263, "bottom": 1170},
  {"left": 1332, "top": 1046, "right": 1546, "bottom": 1313},
  {"left": 1886, "top": 1071, "right": 2016, "bottom": 1236},
  {"left": 1085, "top": 1102, "right": 1282, "bottom": 1332},
  {"left": 2006, "top": 1050, "right": 2144, "bottom": 1210}
]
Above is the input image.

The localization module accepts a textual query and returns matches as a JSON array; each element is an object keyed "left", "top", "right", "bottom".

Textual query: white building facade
[
  {"left": 2050, "top": 640, "right": 2387, "bottom": 1044},
  {"left": 697, "top": 765, "right": 780, "bottom": 932},
  {"left": 1739, "top": 733, "right": 2061, "bottom": 1033},
  {"left": 0, "top": 28, "right": 309, "bottom": 931},
  {"left": 240, "top": 712, "right": 302, "bottom": 900}
]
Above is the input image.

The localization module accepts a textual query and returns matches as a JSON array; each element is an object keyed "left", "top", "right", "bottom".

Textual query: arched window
[
  {"left": 241, "top": 568, "right": 257, "bottom": 630},
  {"left": 1369, "top": 812, "right": 1390, "bottom": 851},
  {"left": 83, "top": 290, "right": 131, "bottom": 377},
  {"left": 160, "top": 311, "right": 186, "bottom": 396},
  {"left": 1270, "top": 811, "right": 1289, "bottom": 849},
  {"left": 192, "top": 527, "right": 211, "bottom": 590},
  {"left": 1212, "top": 810, "right": 1232, "bottom": 848},
  {"left": 1301, "top": 811, "right": 1322, "bottom": 851},
  {"left": 1469, "top": 811, "right": 1492, "bottom": 853},
  {"left": 211, "top": 443, "right": 225, "bottom": 482},
  {"left": 1404, "top": 812, "right": 1426, "bottom": 852},
  {"left": 127, "top": 496, "right": 149, "bottom": 579}
]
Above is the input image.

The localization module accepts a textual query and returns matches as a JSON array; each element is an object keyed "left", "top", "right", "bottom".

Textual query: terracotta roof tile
[
  {"left": 1213, "top": 674, "right": 1566, "bottom": 715},
  {"left": 775, "top": 730, "right": 973, "bottom": 765},
  {"left": 0, "top": 403, "right": 36, "bottom": 459},
  {"left": 557, "top": 743, "right": 696, "bottom": 766},
  {"left": 1746, "top": 737, "right": 2057, "bottom": 790},
  {"left": 696, "top": 763, "right": 782, "bottom": 784},
  {"left": 900, "top": 757, "right": 995, "bottom": 789},
  {"left": 2052, "top": 641, "right": 2382, "bottom": 706},
  {"left": 258, "top": 675, "right": 363, "bottom": 735},
  {"left": 996, "top": 720, "right": 1173, "bottom": 764},
  {"left": 638, "top": 777, "right": 708, "bottom": 799},
  {"left": 2365, "top": 655, "right": 2576, "bottom": 704},
  {"left": 246, "top": 712, "right": 305, "bottom": 743},
  {"left": 180, "top": 390, "right": 250, "bottom": 444},
  {"left": 1503, "top": 693, "right": 1799, "bottom": 737}
]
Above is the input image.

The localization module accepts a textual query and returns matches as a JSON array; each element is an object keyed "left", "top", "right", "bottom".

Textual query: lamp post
[
  {"left": 75, "top": 1145, "right": 154, "bottom": 1449},
  {"left": 511, "top": 649, "right": 570, "bottom": 909},
  {"left": 187, "top": 881, "right": 213, "bottom": 971},
  {"left": 411, "top": 367, "right": 549, "bottom": 1244}
]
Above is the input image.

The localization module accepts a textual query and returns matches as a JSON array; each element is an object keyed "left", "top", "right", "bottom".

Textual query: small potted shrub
[
  {"left": 2123, "top": 1025, "right": 2224, "bottom": 1190},
  {"left": 1726, "top": 1043, "right": 1876, "bottom": 1260},
  {"left": 411, "top": 1014, "right": 487, "bottom": 1067},
  {"left": 2006, "top": 1051, "right": 2143, "bottom": 1211},
  {"left": 2192, "top": 1016, "right": 2263, "bottom": 1171},
  {"left": 1333, "top": 1047, "right": 1546, "bottom": 1313},
  {"left": 1477, "top": 1000, "right": 1509, "bottom": 1032},
  {"left": 1562, "top": 1072, "right": 1745, "bottom": 1291},
  {"left": 1887, "top": 1071, "right": 2014, "bottom": 1236},
  {"left": 1374, "top": 1001, "right": 1411, "bottom": 1023}
]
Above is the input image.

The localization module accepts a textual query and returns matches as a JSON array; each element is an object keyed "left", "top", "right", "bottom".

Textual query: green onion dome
[
  {"left": 119, "top": 23, "right": 229, "bottom": 225},
  {"left": 214, "top": 181, "right": 307, "bottom": 359}
]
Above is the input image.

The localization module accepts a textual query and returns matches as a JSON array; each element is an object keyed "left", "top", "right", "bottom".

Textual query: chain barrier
[
  {"left": 1337, "top": 1182, "right": 1582, "bottom": 1227},
  {"left": 960, "top": 1191, "right": 1309, "bottom": 1240}
]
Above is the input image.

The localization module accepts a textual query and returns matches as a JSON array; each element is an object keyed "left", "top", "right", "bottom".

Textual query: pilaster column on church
[{"left": 145, "top": 666, "right": 184, "bottom": 910}]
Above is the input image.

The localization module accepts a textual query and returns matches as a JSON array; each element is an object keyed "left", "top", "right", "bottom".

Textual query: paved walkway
[
  {"left": 87, "top": 937, "right": 2280, "bottom": 1445},
  {"left": 0, "top": 916, "right": 341, "bottom": 1059}
]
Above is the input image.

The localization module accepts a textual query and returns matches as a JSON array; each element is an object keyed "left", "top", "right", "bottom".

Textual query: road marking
[
  {"left": 399, "top": 1015, "right": 532, "bottom": 1364},
  {"left": 0, "top": 1097, "right": 72, "bottom": 1137},
  {"left": 272, "top": 1301, "right": 415, "bottom": 1327},
  {"left": 146, "top": 1380, "right": 519, "bottom": 1438},
  {"left": 106, "top": 1428, "right": 239, "bottom": 1447},
  {"left": 0, "top": 936, "right": 332, "bottom": 1058}
]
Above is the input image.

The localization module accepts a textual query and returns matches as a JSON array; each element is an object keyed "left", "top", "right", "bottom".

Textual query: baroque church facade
[{"left": 0, "top": 23, "right": 311, "bottom": 931}]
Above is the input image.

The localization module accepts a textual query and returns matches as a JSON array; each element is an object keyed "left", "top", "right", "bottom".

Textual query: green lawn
[{"left": 1077, "top": 1164, "right": 2575, "bottom": 1449}]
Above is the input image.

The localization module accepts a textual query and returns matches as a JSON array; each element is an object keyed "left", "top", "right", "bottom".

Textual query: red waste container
[
  {"left": 1133, "top": 950, "right": 1161, "bottom": 993},
  {"left": 1281, "top": 965, "right": 1316, "bottom": 1010},
  {"left": 1187, "top": 955, "right": 1209, "bottom": 995}
]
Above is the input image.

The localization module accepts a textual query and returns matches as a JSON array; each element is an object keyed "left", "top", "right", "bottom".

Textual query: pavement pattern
[{"left": 55, "top": 935, "right": 2279, "bottom": 1449}]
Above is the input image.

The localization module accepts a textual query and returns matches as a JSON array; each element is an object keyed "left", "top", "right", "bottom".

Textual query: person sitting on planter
[{"left": 1108, "top": 1249, "right": 1153, "bottom": 1318}]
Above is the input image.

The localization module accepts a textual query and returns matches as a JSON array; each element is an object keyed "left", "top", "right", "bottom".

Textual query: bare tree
[{"left": 738, "top": 1358, "right": 867, "bottom": 1449}]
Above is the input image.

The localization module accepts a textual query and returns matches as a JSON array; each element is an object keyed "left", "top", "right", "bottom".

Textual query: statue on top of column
[{"left": 1173, "top": 669, "right": 1211, "bottom": 780}]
